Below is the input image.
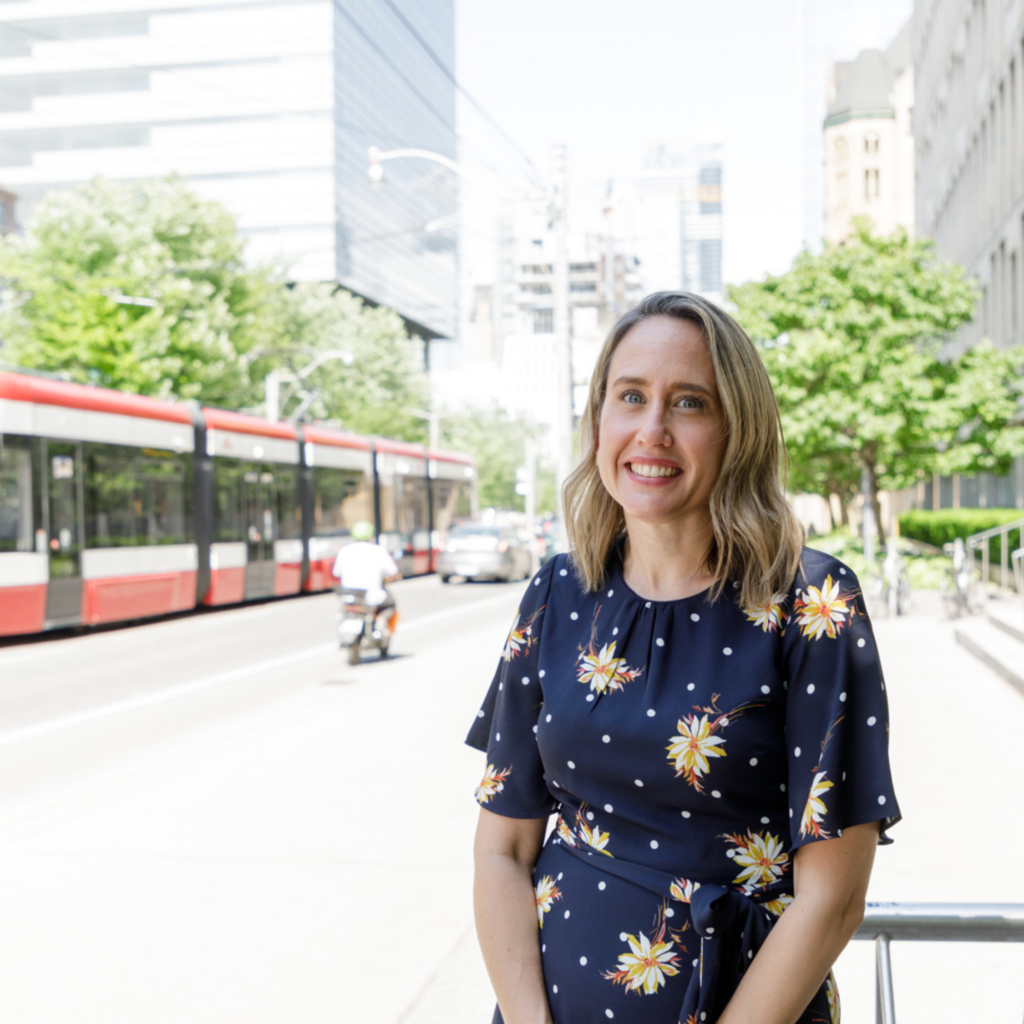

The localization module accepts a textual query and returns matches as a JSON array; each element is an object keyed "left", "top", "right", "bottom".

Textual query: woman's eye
[
  {"left": 623, "top": 392, "right": 644, "bottom": 404},
  {"left": 677, "top": 396, "right": 703, "bottom": 410}
]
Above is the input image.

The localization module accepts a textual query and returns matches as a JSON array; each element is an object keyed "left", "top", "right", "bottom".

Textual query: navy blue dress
[{"left": 467, "top": 546, "right": 900, "bottom": 1024}]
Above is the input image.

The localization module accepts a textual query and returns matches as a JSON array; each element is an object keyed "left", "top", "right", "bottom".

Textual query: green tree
[
  {"left": 439, "top": 407, "right": 555, "bottom": 512},
  {"left": 254, "top": 283, "right": 430, "bottom": 443},
  {"left": 0, "top": 175, "right": 275, "bottom": 405},
  {"left": 729, "top": 221, "right": 1024, "bottom": 532},
  {"left": 0, "top": 176, "right": 432, "bottom": 441}
]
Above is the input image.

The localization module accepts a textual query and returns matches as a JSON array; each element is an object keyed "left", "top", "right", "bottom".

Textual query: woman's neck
[{"left": 621, "top": 516, "right": 716, "bottom": 602}]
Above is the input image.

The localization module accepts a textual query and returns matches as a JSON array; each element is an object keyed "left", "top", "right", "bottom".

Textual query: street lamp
[
  {"left": 367, "top": 143, "right": 576, "bottom": 507},
  {"left": 265, "top": 348, "right": 354, "bottom": 422}
]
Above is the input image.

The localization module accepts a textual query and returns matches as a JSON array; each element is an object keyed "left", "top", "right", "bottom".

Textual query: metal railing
[
  {"left": 966, "top": 515, "right": 1024, "bottom": 594},
  {"left": 854, "top": 902, "right": 1024, "bottom": 1023}
]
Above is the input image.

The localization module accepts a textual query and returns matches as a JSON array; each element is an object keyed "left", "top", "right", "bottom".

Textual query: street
[
  {"left": 0, "top": 576, "right": 516, "bottom": 1024},
  {"left": 1, "top": 582, "right": 1024, "bottom": 1023}
]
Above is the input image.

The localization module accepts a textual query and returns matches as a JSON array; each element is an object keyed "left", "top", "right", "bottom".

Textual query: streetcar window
[
  {"left": 312, "top": 467, "right": 372, "bottom": 536},
  {"left": 213, "top": 458, "right": 246, "bottom": 544},
  {"left": 275, "top": 465, "right": 300, "bottom": 541},
  {"left": 84, "top": 443, "right": 192, "bottom": 548},
  {"left": 400, "top": 475, "right": 429, "bottom": 535},
  {"left": 0, "top": 439, "right": 34, "bottom": 552},
  {"left": 432, "top": 478, "right": 474, "bottom": 535},
  {"left": 377, "top": 478, "right": 396, "bottom": 534}
]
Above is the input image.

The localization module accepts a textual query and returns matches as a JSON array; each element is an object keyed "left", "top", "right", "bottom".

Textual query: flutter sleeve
[
  {"left": 465, "top": 557, "right": 558, "bottom": 820},
  {"left": 781, "top": 551, "right": 901, "bottom": 851}
]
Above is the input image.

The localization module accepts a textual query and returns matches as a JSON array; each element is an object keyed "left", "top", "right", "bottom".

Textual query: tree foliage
[
  {"left": 0, "top": 176, "right": 272, "bottom": 405},
  {"left": 729, "top": 221, "right": 1024, "bottom": 526},
  {"left": 251, "top": 283, "right": 429, "bottom": 442},
  {"left": 439, "top": 406, "right": 556, "bottom": 513},
  {"left": 0, "top": 176, "right": 431, "bottom": 441}
]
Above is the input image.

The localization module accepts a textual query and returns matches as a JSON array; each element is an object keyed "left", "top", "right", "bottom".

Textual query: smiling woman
[
  {"left": 467, "top": 292, "right": 901, "bottom": 1024},
  {"left": 568, "top": 292, "right": 803, "bottom": 608}
]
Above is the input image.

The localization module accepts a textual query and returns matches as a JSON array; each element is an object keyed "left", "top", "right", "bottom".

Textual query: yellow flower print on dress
[
  {"left": 668, "top": 877, "right": 701, "bottom": 903},
  {"left": 793, "top": 574, "right": 849, "bottom": 640},
  {"left": 556, "top": 814, "right": 579, "bottom": 847},
  {"left": 603, "top": 905, "right": 681, "bottom": 995},
  {"left": 666, "top": 696, "right": 762, "bottom": 793},
  {"left": 763, "top": 893, "right": 795, "bottom": 917},
  {"left": 745, "top": 592, "right": 789, "bottom": 633},
  {"left": 502, "top": 606, "right": 544, "bottom": 662},
  {"left": 800, "top": 770, "right": 835, "bottom": 839},
  {"left": 475, "top": 764, "right": 511, "bottom": 805},
  {"left": 576, "top": 606, "right": 644, "bottom": 695},
  {"left": 799, "top": 715, "right": 844, "bottom": 840},
  {"left": 826, "top": 972, "right": 841, "bottom": 1024},
  {"left": 721, "top": 830, "right": 790, "bottom": 890},
  {"left": 575, "top": 803, "right": 613, "bottom": 857},
  {"left": 534, "top": 875, "right": 561, "bottom": 929}
]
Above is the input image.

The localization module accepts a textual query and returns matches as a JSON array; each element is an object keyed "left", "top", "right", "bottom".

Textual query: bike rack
[{"left": 853, "top": 902, "right": 1024, "bottom": 1023}]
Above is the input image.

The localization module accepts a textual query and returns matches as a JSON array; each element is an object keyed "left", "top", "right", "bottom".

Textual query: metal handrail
[
  {"left": 853, "top": 902, "right": 1024, "bottom": 1023},
  {"left": 965, "top": 515, "right": 1024, "bottom": 594}
]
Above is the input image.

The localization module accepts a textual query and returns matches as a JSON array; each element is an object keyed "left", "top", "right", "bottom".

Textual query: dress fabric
[{"left": 466, "top": 546, "right": 901, "bottom": 1024}]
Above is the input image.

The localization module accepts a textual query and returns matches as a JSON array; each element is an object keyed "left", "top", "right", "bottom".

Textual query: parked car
[{"left": 438, "top": 523, "right": 533, "bottom": 583}]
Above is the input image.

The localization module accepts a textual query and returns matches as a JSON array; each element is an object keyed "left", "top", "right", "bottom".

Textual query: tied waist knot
[{"left": 677, "top": 885, "right": 774, "bottom": 1024}]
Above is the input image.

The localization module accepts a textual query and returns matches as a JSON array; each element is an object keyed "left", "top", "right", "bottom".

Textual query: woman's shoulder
[{"left": 791, "top": 546, "right": 862, "bottom": 595}]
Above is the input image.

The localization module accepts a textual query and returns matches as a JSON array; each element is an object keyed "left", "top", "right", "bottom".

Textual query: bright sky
[{"left": 455, "top": 0, "right": 912, "bottom": 289}]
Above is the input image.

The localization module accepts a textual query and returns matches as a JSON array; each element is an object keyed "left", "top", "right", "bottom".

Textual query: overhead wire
[{"left": 376, "top": 0, "right": 544, "bottom": 188}]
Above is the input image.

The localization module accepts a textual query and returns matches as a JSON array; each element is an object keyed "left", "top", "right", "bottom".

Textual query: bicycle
[{"left": 940, "top": 539, "right": 981, "bottom": 619}]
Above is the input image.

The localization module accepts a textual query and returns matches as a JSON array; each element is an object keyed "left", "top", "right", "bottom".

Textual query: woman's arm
[
  {"left": 717, "top": 821, "right": 879, "bottom": 1024},
  {"left": 473, "top": 807, "right": 552, "bottom": 1024}
]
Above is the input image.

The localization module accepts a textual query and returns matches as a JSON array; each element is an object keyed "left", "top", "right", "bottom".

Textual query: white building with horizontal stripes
[{"left": 0, "top": 0, "right": 457, "bottom": 339}]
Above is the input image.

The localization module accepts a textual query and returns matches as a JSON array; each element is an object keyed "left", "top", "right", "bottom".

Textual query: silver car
[{"left": 438, "top": 524, "right": 532, "bottom": 583}]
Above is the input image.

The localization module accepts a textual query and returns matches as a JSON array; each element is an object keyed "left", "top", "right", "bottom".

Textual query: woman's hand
[
  {"left": 717, "top": 820, "right": 879, "bottom": 1024},
  {"left": 473, "top": 808, "right": 552, "bottom": 1024}
]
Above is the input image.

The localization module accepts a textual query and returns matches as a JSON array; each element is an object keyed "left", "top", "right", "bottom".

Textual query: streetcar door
[
  {"left": 45, "top": 440, "right": 83, "bottom": 625},
  {"left": 243, "top": 461, "right": 276, "bottom": 598}
]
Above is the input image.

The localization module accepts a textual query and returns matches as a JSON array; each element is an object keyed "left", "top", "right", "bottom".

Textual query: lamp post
[
  {"left": 265, "top": 348, "right": 353, "bottom": 422},
  {"left": 367, "top": 143, "right": 575, "bottom": 507}
]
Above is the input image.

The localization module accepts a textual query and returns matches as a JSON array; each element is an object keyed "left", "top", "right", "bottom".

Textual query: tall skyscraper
[
  {"left": 0, "top": 0, "right": 457, "bottom": 339},
  {"left": 629, "top": 140, "right": 724, "bottom": 305}
]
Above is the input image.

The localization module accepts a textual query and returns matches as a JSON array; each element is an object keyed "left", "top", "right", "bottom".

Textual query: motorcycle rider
[{"left": 332, "top": 521, "right": 401, "bottom": 631}]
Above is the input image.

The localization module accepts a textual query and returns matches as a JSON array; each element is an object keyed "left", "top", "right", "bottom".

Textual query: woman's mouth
[{"left": 626, "top": 462, "right": 681, "bottom": 479}]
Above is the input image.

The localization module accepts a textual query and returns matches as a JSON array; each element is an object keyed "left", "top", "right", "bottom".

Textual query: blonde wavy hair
[{"left": 563, "top": 291, "right": 804, "bottom": 609}]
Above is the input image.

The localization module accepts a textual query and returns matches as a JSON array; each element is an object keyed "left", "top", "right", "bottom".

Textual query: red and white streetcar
[{"left": 0, "top": 371, "right": 476, "bottom": 637}]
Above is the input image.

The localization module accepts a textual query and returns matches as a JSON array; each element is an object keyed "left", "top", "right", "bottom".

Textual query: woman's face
[{"left": 596, "top": 315, "right": 728, "bottom": 530}]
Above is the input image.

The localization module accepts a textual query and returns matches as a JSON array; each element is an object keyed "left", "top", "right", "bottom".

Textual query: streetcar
[{"left": 0, "top": 370, "right": 475, "bottom": 636}]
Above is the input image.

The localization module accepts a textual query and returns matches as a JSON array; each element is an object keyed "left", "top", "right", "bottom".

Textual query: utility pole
[
  {"left": 551, "top": 143, "right": 574, "bottom": 508},
  {"left": 523, "top": 433, "right": 538, "bottom": 573},
  {"left": 861, "top": 465, "right": 877, "bottom": 565}
]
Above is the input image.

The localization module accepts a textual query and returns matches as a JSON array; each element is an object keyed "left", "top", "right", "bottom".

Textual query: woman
[{"left": 467, "top": 292, "right": 900, "bottom": 1024}]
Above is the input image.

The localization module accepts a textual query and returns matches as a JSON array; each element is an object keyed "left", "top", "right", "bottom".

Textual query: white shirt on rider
[{"left": 331, "top": 541, "right": 399, "bottom": 605}]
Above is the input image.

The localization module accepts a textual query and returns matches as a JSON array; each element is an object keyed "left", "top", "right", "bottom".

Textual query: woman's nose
[{"left": 637, "top": 405, "right": 671, "bottom": 447}]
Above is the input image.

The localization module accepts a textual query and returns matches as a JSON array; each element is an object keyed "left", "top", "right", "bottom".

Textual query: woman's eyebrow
[{"left": 611, "top": 375, "right": 714, "bottom": 396}]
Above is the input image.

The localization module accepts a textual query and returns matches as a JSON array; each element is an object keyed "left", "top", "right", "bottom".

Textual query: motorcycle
[{"left": 337, "top": 587, "right": 398, "bottom": 665}]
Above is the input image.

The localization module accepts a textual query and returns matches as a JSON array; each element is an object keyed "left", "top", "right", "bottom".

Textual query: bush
[{"left": 898, "top": 508, "right": 1024, "bottom": 561}]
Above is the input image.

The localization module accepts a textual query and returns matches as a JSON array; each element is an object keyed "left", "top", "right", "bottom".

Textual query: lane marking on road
[{"left": 0, "top": 590, "right": 521, "bottom": 749}]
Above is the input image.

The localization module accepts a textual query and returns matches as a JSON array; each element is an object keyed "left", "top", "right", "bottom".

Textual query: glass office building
[{"left": 0, "top": 0, "right": 457, "bottom": 339}]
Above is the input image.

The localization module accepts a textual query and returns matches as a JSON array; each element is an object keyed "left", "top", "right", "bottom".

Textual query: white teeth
[{"left": 629, "top": 463, "right": 681, "bottom": 478}]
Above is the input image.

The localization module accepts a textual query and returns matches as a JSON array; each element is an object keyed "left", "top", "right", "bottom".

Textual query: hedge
[{"left": 898, "top": 508, "right": 1024, "bottom": 561}]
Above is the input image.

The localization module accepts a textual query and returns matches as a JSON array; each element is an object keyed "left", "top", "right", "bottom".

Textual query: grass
[{"left": 807, "top": 528, "right": 950, "bottom": 590}]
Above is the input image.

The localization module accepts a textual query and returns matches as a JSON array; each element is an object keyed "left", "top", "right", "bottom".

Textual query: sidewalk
[{"left": 422, "top": 592, "right": 1024, "bottom": 1024}]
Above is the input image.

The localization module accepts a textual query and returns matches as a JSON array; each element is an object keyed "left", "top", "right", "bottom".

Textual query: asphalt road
[{"left": 0, "top": 574, "right": 522, "bottom": 1024}]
